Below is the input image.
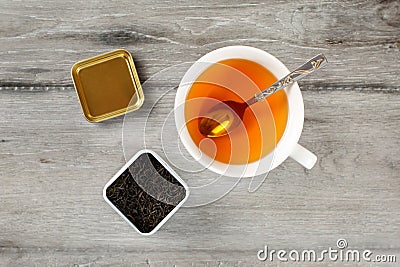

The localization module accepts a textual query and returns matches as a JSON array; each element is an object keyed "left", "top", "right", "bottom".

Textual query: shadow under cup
[{"left": 181, "top": 59, "right": 289, "bottom": 172}]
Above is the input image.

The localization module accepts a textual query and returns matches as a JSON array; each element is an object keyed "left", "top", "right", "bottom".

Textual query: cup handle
[{"left": 289, "top": 144, "right": 317, "bottom": 169}]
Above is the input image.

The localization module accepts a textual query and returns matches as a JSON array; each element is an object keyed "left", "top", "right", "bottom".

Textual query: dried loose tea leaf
[{"left": 105, "top": 153, "right": 187, "bottom": 233}]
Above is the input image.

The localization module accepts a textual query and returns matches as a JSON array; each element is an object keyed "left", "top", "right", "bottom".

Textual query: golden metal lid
[{"left": 71, "top": 49, "right": 144, "bottom": 122}]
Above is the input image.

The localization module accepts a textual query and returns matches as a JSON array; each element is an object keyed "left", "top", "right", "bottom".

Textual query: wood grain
[
  {"left": 0, "top": 0, "right": 399, "bottom": 88},
  {"left": 1, "top": 89, "right": 399, "bottom": 266},
  {"left": 1, "top": 0, "right": 399, "bottom": 266}
]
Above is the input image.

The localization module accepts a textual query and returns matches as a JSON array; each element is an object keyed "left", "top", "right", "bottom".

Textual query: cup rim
[{"left": 174, "top": 45, "right": 304, "bottom": 177}]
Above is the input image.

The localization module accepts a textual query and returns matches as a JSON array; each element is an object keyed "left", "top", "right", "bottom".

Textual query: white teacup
[{"left": 174, "top": 45, "right": 317, "bottom": 177}]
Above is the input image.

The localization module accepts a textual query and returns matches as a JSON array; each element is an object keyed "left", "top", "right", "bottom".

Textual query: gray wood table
[{"left": 1, "top": 0, "right": 399, "bottom": 266}]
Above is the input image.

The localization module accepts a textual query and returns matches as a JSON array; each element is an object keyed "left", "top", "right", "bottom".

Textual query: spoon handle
[{"left": 248, "top": 54, "right": 327, "bottom": 105}]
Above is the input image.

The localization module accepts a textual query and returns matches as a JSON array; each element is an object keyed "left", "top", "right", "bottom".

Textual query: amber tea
[{"left": 185, "top": 59, "right": 289, "bottom": 164}]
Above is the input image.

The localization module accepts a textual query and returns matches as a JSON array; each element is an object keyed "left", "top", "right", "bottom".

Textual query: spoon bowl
[{"left": 198, "top": 100, "right": 247, "bottom": 137}]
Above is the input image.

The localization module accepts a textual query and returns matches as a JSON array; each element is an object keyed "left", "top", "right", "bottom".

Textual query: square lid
[{"left": 71, "top": 49, "right": 144, "bottom": 122}]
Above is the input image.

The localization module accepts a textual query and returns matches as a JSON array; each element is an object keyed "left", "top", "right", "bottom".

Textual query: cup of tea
[{"left": 174, "top": 45, "right": 317, "bottom": 177}]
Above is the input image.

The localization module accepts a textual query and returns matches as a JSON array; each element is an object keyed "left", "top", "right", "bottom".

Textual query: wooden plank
[
  {"left": 0, "top": 0, "right": 399, "bottom": 88},
  {"left": 0, "top": 89, "right": 399, "bottom": 265},
  {"left": 1, "top": 0, "right": 399, "bottom": 265}
]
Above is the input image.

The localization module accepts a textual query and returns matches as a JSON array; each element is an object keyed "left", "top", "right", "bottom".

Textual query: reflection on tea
[{"left": 185, "top": 59, "right": 288, "bottom": 164}]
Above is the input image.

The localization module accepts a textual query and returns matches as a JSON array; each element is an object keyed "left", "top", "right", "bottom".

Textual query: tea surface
[{"left": 185, "top": 58, "right": 288, "bottom": 164}]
